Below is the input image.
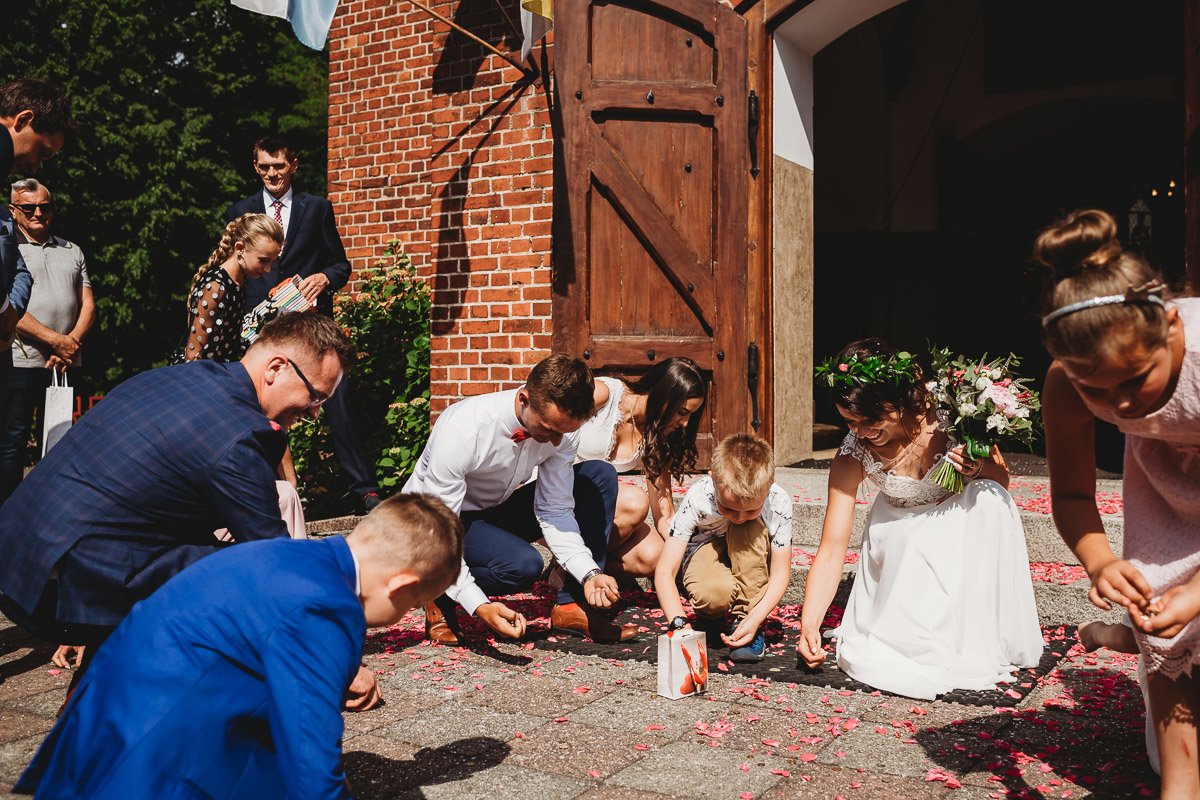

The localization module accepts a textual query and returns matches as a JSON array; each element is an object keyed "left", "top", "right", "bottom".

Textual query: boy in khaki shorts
[{"left": 654, "top": 434, "right": 793, "bottom": 662}]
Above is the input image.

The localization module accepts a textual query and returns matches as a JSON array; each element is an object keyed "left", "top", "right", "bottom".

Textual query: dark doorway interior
[{"left": 811, "top": 0, "right": 1183, "bottom": 470}]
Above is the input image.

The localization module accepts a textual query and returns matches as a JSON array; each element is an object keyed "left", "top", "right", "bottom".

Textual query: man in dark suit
[
  {"left": 16, "top": 494, "right": 464, "bottom": 799},
  {"left": 225, "top": 134, "right": 382, "bottom": 514},
  {"left": 0, "top": 313, "right": 352, "bottom": 652}
]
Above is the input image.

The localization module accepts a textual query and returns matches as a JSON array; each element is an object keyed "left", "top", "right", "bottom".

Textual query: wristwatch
[
  {"left": 668, "top": 615, "right": 689, "bottom": 631},
  {"left": 581, "top": 568, "right": 602, "bottom": 584}
]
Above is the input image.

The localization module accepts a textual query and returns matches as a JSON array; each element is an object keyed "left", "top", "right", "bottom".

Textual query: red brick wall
[{"left": 328, "top": 0, "right": 554, "bottom": 414}]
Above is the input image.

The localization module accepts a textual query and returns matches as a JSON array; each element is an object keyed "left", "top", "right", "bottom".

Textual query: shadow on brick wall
[
  {"left": 431, "top": 0, "right": 525, "bottom": 95},
  {"left": 433, "top": 79, "right": 535, "bottom": 336}
]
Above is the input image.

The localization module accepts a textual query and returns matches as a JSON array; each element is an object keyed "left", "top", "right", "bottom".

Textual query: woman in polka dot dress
[{"left": 174, "top": 213, "right": 283, "bottom": 363}]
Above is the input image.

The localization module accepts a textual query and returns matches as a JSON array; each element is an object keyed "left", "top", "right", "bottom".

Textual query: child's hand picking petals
[
  {"left": 1139, "top": 585, "right": 1200, "bottom": 639},
  {"left": 797, "top": 630, "right": 826, "bottom": 668}
]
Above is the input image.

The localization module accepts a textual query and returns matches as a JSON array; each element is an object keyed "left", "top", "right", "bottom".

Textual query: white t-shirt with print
[{"left": 669, "top": 476, "right": 793, "bottom": 567}]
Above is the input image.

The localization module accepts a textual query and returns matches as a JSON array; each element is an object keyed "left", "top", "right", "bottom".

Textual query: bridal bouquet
[{"left": 927, "top": 347, "right": 1040, "bottom": 492}]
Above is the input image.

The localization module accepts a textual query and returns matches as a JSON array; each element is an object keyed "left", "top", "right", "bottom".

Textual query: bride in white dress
[{"left": 798, "top": 338, "right": 1044, "bottom": 700}]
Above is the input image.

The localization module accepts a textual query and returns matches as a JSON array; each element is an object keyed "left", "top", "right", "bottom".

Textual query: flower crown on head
[{"left": 814, "top": 351, "right": 920, "bottom": 390}]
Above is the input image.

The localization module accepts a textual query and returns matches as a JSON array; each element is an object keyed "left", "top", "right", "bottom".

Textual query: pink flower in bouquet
[
  {"left": 838, "top": 363, "right": 848, "bottom": 372},
  {"left": 979, "top": 383, "right": 1020, "bottom": 418}
]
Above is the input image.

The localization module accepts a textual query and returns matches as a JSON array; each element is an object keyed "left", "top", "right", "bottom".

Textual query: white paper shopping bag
[
  {"left": 656, "top": 629, "right": 709, "bottom": 700},
  {"left": 42, "top": 369, "right": 74, "bottom": 455}
]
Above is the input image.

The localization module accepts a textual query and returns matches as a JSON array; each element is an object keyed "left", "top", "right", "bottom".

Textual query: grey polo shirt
[{"left": 12, "top": 233, "right": 90, "bottom": 369}]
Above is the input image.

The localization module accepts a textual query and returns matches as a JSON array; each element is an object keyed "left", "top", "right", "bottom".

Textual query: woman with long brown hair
[{"left": 575, "top": 356, "right": 707, "bottom": 578}]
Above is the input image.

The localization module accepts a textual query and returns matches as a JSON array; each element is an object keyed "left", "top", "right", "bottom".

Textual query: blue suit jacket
[
  {"left": 225, "top": 190, "right": 350, "bottom": 317},
  {"left": 0, "top": 360, "right": 290, "bottom": 628},
  {"left": 17, "top": 536, "right": 363, "bottom": 799}
]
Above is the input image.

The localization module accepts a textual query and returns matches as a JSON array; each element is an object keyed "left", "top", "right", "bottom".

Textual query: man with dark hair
[
  {"left": 0, "top": 314, "right": 354, "bottom": 673},
  {"left": 225, "top": 134, "right": 382, "bottom": 514},
  {"left": 0, "top": 78, "right": 71, "bottom": 342},
  {"left": 0, "top": 78, "right": 72, "bottom": 177},
  {"left": 404, "top": 354, "right": 637, "bottom": 644}
]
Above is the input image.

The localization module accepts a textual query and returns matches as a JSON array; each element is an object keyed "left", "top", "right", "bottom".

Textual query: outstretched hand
[
  {"left": 1139, "top": 586, "right": 1200, "bottom": 640},
  {"left": 344, "top": 665, "right": 382, "bottom": 711},
  {"left": 1089, "top": 559, "right": 1153, "bottom": 613},
  {"left": 583, "top": 574, "right": 620, "bottom": 609},
  {"left": 722, "top": 617, "right": 758, "bottom": 649},
  {"left": 476, "top": 601, "right": 527, "bottom": 639},
  {"left": 52, "top": 644, "right": 85, "bottom": 669},
  {"left": 796, "top": 627, "right": 826, "bottom": 668}
]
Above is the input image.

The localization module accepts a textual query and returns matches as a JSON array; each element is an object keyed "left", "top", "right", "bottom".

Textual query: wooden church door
[{"left": 554, "top": 0, "right": 759, "bottom": 462}]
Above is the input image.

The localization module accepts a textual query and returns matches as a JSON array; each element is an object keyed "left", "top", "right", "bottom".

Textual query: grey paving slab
[
  {"left": 343, "top": 689, "right": 450, "bottom": 736},
  {"left": 0, "top": 735, "right": 41, "bottom": 793},
  {"left": 370, "top": 698, "right": 547, "bottom": 751},
  {"left": 343, "top": 735, "right": 445, "bottom": 799},
  {"left": 564, "top": 687, "right": 734, "bottom": 739},
  {"left": 506, "top": 720, "right": 670, "bottom": 780},
  {"left": 606, "top": 739, "right": 787, "bottom": 798},
  {"left": 455, "top": 672, "right": 619, "bottom": 718},
  {"left": 762, "top": 762, "right": 953, "bottom": 799},
  {"left": 393, "top": 762, "right": 591, "bottom": 800}
]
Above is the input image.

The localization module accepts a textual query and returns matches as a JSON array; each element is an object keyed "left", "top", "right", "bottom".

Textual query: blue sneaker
[{"left": 729, "top": 628, "right": 765, "bottom": 663}]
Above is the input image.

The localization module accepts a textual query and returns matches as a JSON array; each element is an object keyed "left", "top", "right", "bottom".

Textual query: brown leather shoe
[
  {"left": 550, "top": 602, "right": 638, "bottom": 644},
  {"left": 424, "top": 601, "right": 460, "bottom": 645}
]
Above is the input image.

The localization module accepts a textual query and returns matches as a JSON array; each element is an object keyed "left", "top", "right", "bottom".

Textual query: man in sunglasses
[
  {"left": 0, "top": 313, "right": 385, "bottom": 705},
  {"left": 0, "top": 78, "right": 73, "bottom": 342},
  {"left": 0, "top": 179, "right": 94, "bottom": 502}
]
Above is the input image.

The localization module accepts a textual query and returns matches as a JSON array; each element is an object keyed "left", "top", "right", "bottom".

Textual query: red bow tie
[{"left": 510, "top": 428, "right": 529, "bottom": 443}]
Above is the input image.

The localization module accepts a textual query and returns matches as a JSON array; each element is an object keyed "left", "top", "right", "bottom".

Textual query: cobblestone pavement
[{"left": 0, "top": 597, "right": 1159, "bottom": 799}]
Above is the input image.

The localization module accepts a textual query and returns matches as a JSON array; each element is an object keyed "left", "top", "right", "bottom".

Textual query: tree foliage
[{"left": 0, "top": 0, "right": 328, "bottom": 385}]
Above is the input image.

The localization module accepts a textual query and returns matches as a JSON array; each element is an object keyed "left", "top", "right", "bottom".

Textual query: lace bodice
[{"left": 838, "top": 412, "right": 954, "bottom": 508}]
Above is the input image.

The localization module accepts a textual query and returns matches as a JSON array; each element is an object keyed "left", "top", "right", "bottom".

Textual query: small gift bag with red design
[{"left": 656, "top": 630, "right": 708, "bottom": 700}]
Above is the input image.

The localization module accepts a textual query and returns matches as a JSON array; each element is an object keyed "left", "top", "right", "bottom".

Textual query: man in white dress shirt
[{"left": 403, "top": 354, "right": 638, "bottom": 644}]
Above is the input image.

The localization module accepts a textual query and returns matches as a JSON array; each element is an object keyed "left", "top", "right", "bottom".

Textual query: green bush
[{"left": 289, "top": 243, "right": 431, "bottom": 517}]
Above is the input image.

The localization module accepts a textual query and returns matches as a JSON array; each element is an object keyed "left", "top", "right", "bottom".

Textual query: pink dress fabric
[{"left": 1081, "top": 297, "right": 1200, "bottom": 677}]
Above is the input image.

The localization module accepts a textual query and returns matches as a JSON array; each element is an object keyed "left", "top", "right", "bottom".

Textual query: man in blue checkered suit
[{"left": 0, "top": 313, "right": 354, "bottom": 660}]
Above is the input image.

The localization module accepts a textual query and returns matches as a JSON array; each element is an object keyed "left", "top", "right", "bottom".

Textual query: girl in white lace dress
[
  {"left": 1039, "top": 210, "right": 1200, "bottom": 796},
  {"left": 798, "top": 338, "right": 1043, "bottom": 700},
  {"left": 574, "top": 358, "right": 706, "bottom": 578}
]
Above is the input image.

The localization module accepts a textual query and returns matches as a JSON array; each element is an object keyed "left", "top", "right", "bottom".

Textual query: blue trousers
[{"left": 451, "top": 460, "right": 617, "bottom": 608}]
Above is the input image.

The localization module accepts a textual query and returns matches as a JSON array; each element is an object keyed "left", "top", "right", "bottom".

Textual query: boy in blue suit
[{"left": 16, "top": 493, "right": 464, "bottom": 799}]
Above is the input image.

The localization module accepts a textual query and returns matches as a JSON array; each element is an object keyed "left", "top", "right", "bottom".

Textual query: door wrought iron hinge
[
  {"left": 747, "top": 342, "right": 762, "bottom": 431},
  {"left": 748, "top": 90, "right": 761, "bottom": 178}
]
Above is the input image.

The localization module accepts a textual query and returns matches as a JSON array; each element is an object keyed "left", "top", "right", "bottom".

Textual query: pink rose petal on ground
[
  {"left": 573, "top": 686, "right": 590, "bottom": 694},
  {"left": 717, "top": 662, "right": 730, "bottom": 672},
  {"left": 47, "top": 669, "right": 61, "bottom": 676},
  {"left": 554, "top": 717, "right": 569, "bottom": 723},
  {"left": 740, "top": 794, "right": 753, "bottom": 800},
  {"left": 514, "top": 732, "right": 524, "bottom": 738},
  {"left": 835, "top": 750, "right": 847, "bottom": 758},
  {"left": 634, "top": 743, "right": 649, "bottom": 751},
  {"left": 771, "top": 769, "right": 791, "bottom": 777},
  {"left": 647, "top": 724, "right": 665, "bottom": 731},
  {"left": 739, "top": 763, "right": 751, "bottom": 772},
  {"left": 587, "top": 769, "right": 601, "bottom": 778},
  {"left": 799, "top": 753, "right": 817, "bottom": 762},
  {"left": 762, "top": 738, "right": 780, "bottom": 747}
]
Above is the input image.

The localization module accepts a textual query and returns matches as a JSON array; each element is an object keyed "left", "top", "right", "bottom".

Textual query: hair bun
[{"left": 1033, "top": 209, "right": 1124, "bottom": 279}]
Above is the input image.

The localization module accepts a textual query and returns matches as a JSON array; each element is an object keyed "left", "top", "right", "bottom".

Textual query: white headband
[{"left": 1042, "top": 282, "right": 1167, "bottom": 328}]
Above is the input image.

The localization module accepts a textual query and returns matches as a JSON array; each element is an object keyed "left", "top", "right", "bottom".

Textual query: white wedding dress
[{"left": 832, "top": 430, "right": 1044, "bottom": 700}]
